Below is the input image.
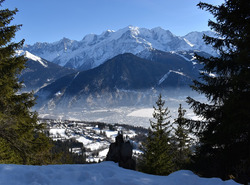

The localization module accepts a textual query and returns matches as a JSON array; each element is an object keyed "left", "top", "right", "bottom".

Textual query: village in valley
[{"left": 43, "top": 118, "right": 147, "bottom": 163}]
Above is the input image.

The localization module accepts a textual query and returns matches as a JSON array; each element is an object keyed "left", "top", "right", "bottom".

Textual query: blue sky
[{"left": 2, "top": 0, "right": 224, "bottom": 45}]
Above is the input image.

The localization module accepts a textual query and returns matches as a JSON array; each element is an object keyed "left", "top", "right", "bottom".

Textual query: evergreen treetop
[
  {"left": 150, "top": 94, "right": 171, "bottom": 134},
  {"left": 187, "top": 0, "right": 249, "bottom": 183},
  {"left": 0, "top": 0, "right": 52, "bottom": 165},
  {"left": 172, "top": 104, "right": 191, "bottom": 170},
  {"left": 138, "top": 94, "right": 174, "bottom": 175}
]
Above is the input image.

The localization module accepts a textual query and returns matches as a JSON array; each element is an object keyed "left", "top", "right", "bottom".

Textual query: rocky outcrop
[{"left": 106, "top": 132, "right": 136, "bottom": 170}]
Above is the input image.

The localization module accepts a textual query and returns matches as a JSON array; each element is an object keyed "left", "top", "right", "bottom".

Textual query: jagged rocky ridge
[{"left": 23, "top": 26, "right": 216, "bottom": 70}]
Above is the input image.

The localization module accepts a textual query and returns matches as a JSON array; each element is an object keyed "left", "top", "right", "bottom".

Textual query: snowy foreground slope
[{"left": 0, "top": 162, "right": 239, "bottom": 185}]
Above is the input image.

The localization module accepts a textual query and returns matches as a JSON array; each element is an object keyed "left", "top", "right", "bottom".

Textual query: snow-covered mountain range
[{"left": 23, "top": 26, "right": 216, "bottom": 70}]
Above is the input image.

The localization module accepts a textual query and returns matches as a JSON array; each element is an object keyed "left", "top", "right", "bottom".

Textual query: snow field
[
  {"left": 0, "top": 162, "right": 239, "bottom": 185},
  {"left": 127, "top": 108, "right": 154, "bottom": 118}
]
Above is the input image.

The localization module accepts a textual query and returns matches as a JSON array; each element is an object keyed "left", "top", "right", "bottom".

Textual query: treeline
[
  {"left": 137, "top": 95, "right": 192, "bottom": 174},
  {"left": 50, "top": 139, "right": 86, "bottom": 164}
]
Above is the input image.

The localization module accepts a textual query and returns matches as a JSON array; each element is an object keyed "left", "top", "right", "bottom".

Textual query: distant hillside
[
  {"left": 18, "top": 51, "right": 76, "bottom": 92},
  {"left": 35, "top": 52, "right": 201, "bottom": 109}
]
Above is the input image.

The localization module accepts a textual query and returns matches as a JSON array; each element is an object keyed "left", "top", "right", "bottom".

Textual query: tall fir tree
[
  {"left": 172, "top": 104, "right": 191, "bottom": 170},
  {"left": 186, "top": 0, "right": 250, "bottom": 183},
  {"left": 138, "top": 94, "right": 174, "bottom": 175},
  {"left": 0, "top": 0, "right": 52, "bottom": 165}
]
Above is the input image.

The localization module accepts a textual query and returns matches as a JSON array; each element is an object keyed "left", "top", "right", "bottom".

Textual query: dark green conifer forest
[
  {"left": 172, "top": 104, "right": 191, "bottom": 171},
  {"left": 138, "top": 94, "right": 175, "bottom": 175},
  {"left": 139, "top": 1, "right": 249, "bottom": 184},
  {"left": 0, "top": 0, "right": 52, "bottom": 165},
  {"left": 186, "top": 0, "right": 250, "bottom": 184}
]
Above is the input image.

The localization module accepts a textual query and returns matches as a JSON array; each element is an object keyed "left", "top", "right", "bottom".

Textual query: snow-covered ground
[
  {"left": 127, "top": 108, "right": 154, "bottom": 118},
  {"left": 0, "top": 162, "right": 239, "bottom": 185}
]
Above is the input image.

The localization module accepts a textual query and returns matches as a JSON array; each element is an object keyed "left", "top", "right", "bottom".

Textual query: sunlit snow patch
[
  {"left": 183, "top": 38, "right": 194, "bottom": 47},
  {"left": 127, "top": 108, "right": 154, "bottom": 118},
  {"left": 158, "top": 70, "right": 187, "bottom": 85},
  {"left": 25, "top": 51, "right": 48, "bottom": 67},
  {"left": 158, "top": 71, "right": 171, "bottom": 85}
]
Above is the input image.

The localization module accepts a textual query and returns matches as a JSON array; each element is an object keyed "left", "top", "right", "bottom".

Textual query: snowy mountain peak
[
  {"left": 52, "top": 37, "right": 76, "bottom": 47},
  {"left": 23, "top": 26, "right": 216, "bottom": 70},
  {"left": 151, "top": 27, "right": 173, "bottom": 35},
  {"left": 100, "top": 29, "right": 115, "bottom": 37},
  {"left": 127, "top": 25, "right": 140, "bottom": 34},
  {"left": 56, "top": 37, "right": 71, "bottom": 43},
  {"left": 16, "top": 50, "right": 48, "bottom": 68},
  {"left": 107, "top": 29, "right": 115, "bottom": 33},
  {"left": 25, "top": 51, "right": 48, "bottom": 68},
  {"left": 151, "top": 26, "right": 165, "bottom": 31},
  {"left": 82, "top": 33, "right": 96, "bottom": 43},
  {"left": 122, "top": 25, "right": 139, "bottom": 31}
]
